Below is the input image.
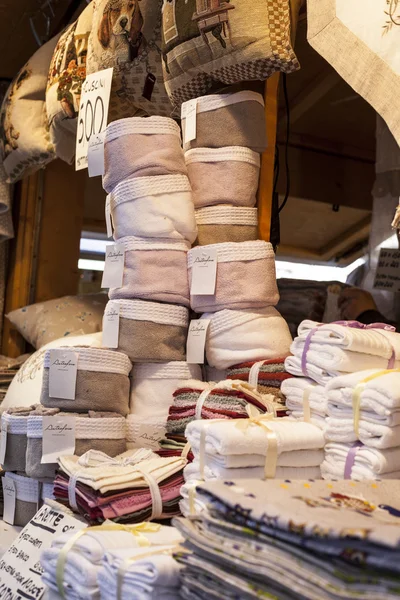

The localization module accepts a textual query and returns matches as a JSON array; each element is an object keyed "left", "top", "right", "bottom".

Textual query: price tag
[
  {"left": 374, "top": 248, "right": 400, "bottom": 292},
  {"left": 186, "top": 319, "right": 210, "bottom": 364},
  {"left": 182, "top": 99, "right": 197, "bottom": 144},
  {"left": 105, "top": 194, "right": 113, "bottom": 238},
  {"left": 102, "top": 302, "right": 120, "bottom": 348},
  {"left": 75, "top": 67, "right": 113, "bottom": 171},
  {"left": 0, "top": 420, "right": 7, "bottom": 465},
  {"left": 88, "top": 130, "right": 106, "bottom": 177},
  {"left": 131, "top": 423, "right": 165, "bottom": 451},
  {"left": 2, "top": 476, "right": 16, "bottom": 525},
  {"left": 190, "top": 247, "right": 217, "bottom": 295},
  {"left": 41, "top": 416, "right": 76, "bottom": 464},
  {"left": 101, "top": 243, "right": 125, "bottom": 289},
  {"left": 49, "top": 349, "right": 78, "bottom": 400}
]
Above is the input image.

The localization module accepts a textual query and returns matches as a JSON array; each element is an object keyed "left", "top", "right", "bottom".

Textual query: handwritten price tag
[
  {"left": 75, "top": 68, "right": 113, "bottom": 171},
  {"left": 374, "top": 248, "right": 400, "bottom": 292}
]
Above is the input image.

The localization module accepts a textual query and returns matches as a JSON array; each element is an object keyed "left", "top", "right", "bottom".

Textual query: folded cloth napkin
[
  {"left": 194, "top": 205, "right": 258, "bottom": 246},
  {"left": 203, "top": 307, "right": 292, "bottom": 370},
  {"left": 325, "top": 417, "right": 400, "bottom": 449},
  {"left": 98, "top": 546, "right": 182, "bottom": 600},
  {"left": 108, "top": 175, "right": 197, "bottom": 243},
  {"left": 188, "top": 241, "right": 279, "bottom": 313},
  {"left": 227, "top": 358, "right": 294, "bottom": 400},
  {"left": 281, "top": 377, "right": 327, "bottom": 426},
  {"left": 103, "top": 117, "right": 187, "bottom": 193},
  {"left": 108, "top": 237, "right": 190, "bottom": 307},
  {"left": 184, "top": 461, "right": 322, "bottom": 482},
  {"left": 321, "top": 442, "right": 400, "bottom": 480},
  {"left": 185, "top": 147, "right": 260, "bottom": 209}
]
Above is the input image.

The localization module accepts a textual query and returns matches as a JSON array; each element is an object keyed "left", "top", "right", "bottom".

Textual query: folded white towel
[
  {"left": 284, "top": 355, "right": 342, "bottom": 385},
  {"left": 184, "top": 460, "right": 322, "bottom": 482},
  {"left": 41, "top": 550, "right": 100, "bottom": 599},
  {"left": 325, "top": 417, "right": 400, "bottom": 449},
  {"left": 286, "top": 412, "right": 326, "bottom": 431},
  {"left": 195, "top": 448, "right": 325, "bottom": 469},
  {"left": 281, "top": 377, "right": 327, "bottom": 417},
  {"left": 328, "top": 402, "right": 400, "bottom": 427},
  {"left": 185, "top": 417, "right": 325, "bottom": 456},
  {"left": 179, "top": 480, "right": 207, "bottom": 517},
  {"left": 321, "top": 442, "right": 400, "bottom": 480},
  {"left": 42, "top": 572, "right": 99, "bottom": 600}
]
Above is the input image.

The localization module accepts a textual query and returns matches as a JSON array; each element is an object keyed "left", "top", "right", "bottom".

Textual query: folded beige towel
[{"left": 194, "top": 205, "right": 258, "bottom": 246}]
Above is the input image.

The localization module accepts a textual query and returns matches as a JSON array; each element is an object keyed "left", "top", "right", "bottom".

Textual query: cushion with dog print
[
  {"left": 161, "top": 0, "right": 301, "bottom": 108},
  {"left": 0, "top": 35, "right": 60, "bottom": 183},
  {"left": 46, "top": 2, "right": 93, "bottom": 164},
  {"left": 86, "top": 0, "right": 173, "bottom": 121}
]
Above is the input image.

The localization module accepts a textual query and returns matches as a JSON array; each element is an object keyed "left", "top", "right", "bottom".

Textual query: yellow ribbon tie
[
  {"left": 352, "top": 369, "right": 400, "bottom": 437},
  {"left": 188, "top": 486, "right": 196, "bottom": 515},
  {"left": 181, "top": 442, "right": 191, "bottom": 459},
  {"left": 303, "top": 388, "right": 312, "bottom": 423},
  {"left": 235, "top": 405, "right": 278, "bottom": 480}
]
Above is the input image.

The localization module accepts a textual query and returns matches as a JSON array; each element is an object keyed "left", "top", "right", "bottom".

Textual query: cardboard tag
[
  {"left": 182, "top": 99, "right": 197, "bottom": 144},
  {"left": 88, "top": 131, "right": 106, "bottom": 177},
  {"left": 133, "top": 423, "right": 165, "bottom": 451},
  {"left": 0, "top": 420, "right": 7, "bottom": 465},
  {"left": 186, "top": 319, "right": 210, "bottom": 364},
  {"left": 190, "top": 247, "right": 217, "bottom": 295},
  {"left": 102, "top": 302, "right": 120, "bottom": 348},
  {"left": 49, "top": 349, "right": 78, "bottom": 400},
  {"left": 374, "top": 248, "right": 400, "bottom": 292},
  {"left": 76, "top": 68, "right": 113, "bottom": 170},
  {"left": 2, "top": 476, "right": 16, "bottom": 525},
  {"left": 101, "top": 243, "right": 125, "bottom": 289},
  {"left": 41, "top": 416, "right": 76, "bottom": 464},
  {"left": 105, "top": 195, "right": 113, "bottom": 238}
]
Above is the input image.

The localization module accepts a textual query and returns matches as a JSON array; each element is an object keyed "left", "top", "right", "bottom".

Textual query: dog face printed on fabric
[{"left": 98, "top": 0, "right": 145, "bottom": 57}]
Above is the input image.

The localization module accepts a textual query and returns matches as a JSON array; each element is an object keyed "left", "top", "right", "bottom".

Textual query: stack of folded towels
[
  {"left": 281, "top": 377, "right": 327, "bottom": 430},
  {"left": 41, "top": 521, "right": 183, "bottom": 600},
  {"left": 226, "top": 357, "right": 294, "bottom": 402},
  {"left": 322, "top": 369, "right": 400, "bottom": 480},
  {"left": 53, "top": 449, "right": 187, "bottom": 524}
]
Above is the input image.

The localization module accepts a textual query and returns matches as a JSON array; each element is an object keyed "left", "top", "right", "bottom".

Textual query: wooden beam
[{"left": 258, "top": 73, "right": 280, "bottom": 242}]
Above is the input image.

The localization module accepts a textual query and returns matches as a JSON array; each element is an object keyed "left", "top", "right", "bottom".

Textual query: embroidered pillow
[
  {"left": 161, "top": 0, "right": 301, "bottom": 107},
  {"left": 87, "top": 0, "right": 173, "bottom": 121},
  {"left": 0, "top": 36, "right": 60, "bottom": 183}
]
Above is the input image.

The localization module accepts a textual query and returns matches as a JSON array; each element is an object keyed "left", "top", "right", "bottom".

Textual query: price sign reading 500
[{"left": 75, "top": 68, "right": 113, "bottom": 171}]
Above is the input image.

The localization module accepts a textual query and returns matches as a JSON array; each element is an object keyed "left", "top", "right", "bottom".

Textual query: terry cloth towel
[
  {"left": 182, "top": 92, "right": 267, "bottom": 153},
  {"left": 2, "top": 473, "right": 54, "bottom": 527},
  {"left": 185, "top": 147, "right": 260, "bottom": 209},
  {"left": 106, "top": 299, "right": 189, "bottom": 363},
  {"left": 26, "top": 411, "right": 127, "bottom": 480},
  {"left": 184, "top": 461, "right": 322, "bottom": 483},
  {"left": 281, "top": 377, "right": 327, "bottom": 424},
  {"left": 188, "top": 241, "right": 279, "bottom": 313},
  {"left": 126, "top": 415, "right": 167, "bottom": 451},
  {"left": 108, "top": 175, "right": 197, "bottom": 243},
  {"left": 227, "top": 358, "right": 294, "bottom": 400},
  {"left": 108, "top": 237, "right": 190, "bottom": 307},
  {"left": 0, "top": 408, "right": 34, "bottom": 471},
  {"left": 98, "top": 546, "right": 182, "bottom": 600},
  {"left": 167, "top": 379, "right": 285, "bottom": 436},
  {"left": 41, "top": 347, "right": 131, "bottom": 415},
  {"left": 194, "top": 205, "right": 258, "bottom": 246},
  {"left": 325, "top": 416, "right": 400, "bottom": 449},
  {"left": 103, "top": 117, "right": 187, "bottom": 193},
  {"left": 202, "top": 307, "right": 292, "bottom": 370},
  {"left": 130, "top": 362, "right": 202, "bottom": 420},
  {"left": 321, "top": 443, "right": 400, "bottom": 481}
]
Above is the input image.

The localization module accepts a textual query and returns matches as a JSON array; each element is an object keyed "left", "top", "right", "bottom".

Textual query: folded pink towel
[
  {"left": 185, "top": 147, "right": 260, "bottom": 208},
  {"left": 109, "top": 237, "right": 190, "bottom": 307},
  {"left": 103, "top": 117, "right": 187, "bottom": 193},
  {"left": 194, "top": 205, "right": 258, "bottom": 246},
  {"left": 188, "top": 241, "right": 279, "bottom": 313}
]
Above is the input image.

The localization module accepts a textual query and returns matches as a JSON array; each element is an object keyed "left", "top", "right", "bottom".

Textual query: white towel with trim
[{"left": 321, "top": 442, "right": 400, "bottom": 480}]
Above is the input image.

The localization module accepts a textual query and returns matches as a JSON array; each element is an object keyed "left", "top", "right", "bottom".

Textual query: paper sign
[
  {"left": 2, "top": 477, "right": 16, "bottom": 525},
  {"left": 76, "top": 67, "right": 113, "bottom": 171},
  {"left": 0, "top": 503, "right": 85, "bottom": 600},
  {"left": 374, "top": 248, "right": 400, "bottom": 292},
  {"left": 41, "top": 416, "right": 76, "bottom": 464},
  {"left": 105, "top": 195, "right": 113, "bottom": 238},
  {"left": 102, "top": 302, "right": 120, "bottom": 349},
  {"left": 132, "top": 423, "right": 165, "bottom": 451},
  {"left": 49, "top": 349, "right": 78, "bottom": 400},
  {"left": 88, "top": 130, "right": 106, "bottom": 177},
  {"left": 186, "top": 319, "right": 210, "bottom": 364},
  {"left": 0, "top": 420, "right": 7, "bottom": 465},
  {"left": 101, "top": 243, "right": 125, "bottom": 289},
  {"left": 182, "top": 99, "right": 197, "bottom": 144},
  {"left": 190, "top": 247, "right": 217, "bottom": 295}
]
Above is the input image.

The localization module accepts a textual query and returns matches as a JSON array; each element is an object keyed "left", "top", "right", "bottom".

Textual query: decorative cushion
[
  {"left": 46, "top": 2, "right": 93, "bottom": 163},
  {"left": 161, "top": 0, "right": 301, "bottom": 107},
  {"left": 0, "top": 35, "right": 60, "bottom": 183},
  {"left": 6, "top": 293, "right": 107, "bottom": 349},
  {"left": 87, "top": 0, "right": 173, "bottom": 121}
]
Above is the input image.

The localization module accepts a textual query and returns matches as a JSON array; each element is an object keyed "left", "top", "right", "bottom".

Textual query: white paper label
[
  {"left": 0, "top": 420, "right": 7, "bottom": 465},
  {"left": 190, "top": 247, "right": 217, "bottom": 295},
  {"left": 49, "top": 349, "right": 78, "bottom": 400},
  {"left": 186, "top": 319, "right": 210, "bottom": 364},
  {"left": 88, "top": 130, "right": 106, "bottom": 177},
  {"left": 101, "top": 243, "right": 125, "bottom": 289},
  {"left": 133, "top": 423, "right": 165, "bottom": 451},
  {"left": 102, "top": 302, "right": 120, "bottom": 348},
  {"left": 105, "top": 195, "right": 113, "bottom": 238},
  {"left": 41, "top": 416, "right": 76, "bottom": 464},
  {"left": 76, "top": 67, "right": 113, "bottom": 171},
  {"left": 374, "top": 248, "right": 400, "bottom": 292},
  {"left": 2, "top": 477, "right": 16, "bottom": 525},
  {"left": 0, "top": 504, "right": 85, "bottom": 600},
  {"left": 183, "top": 99, "right": 197, "bottom": 144}
]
